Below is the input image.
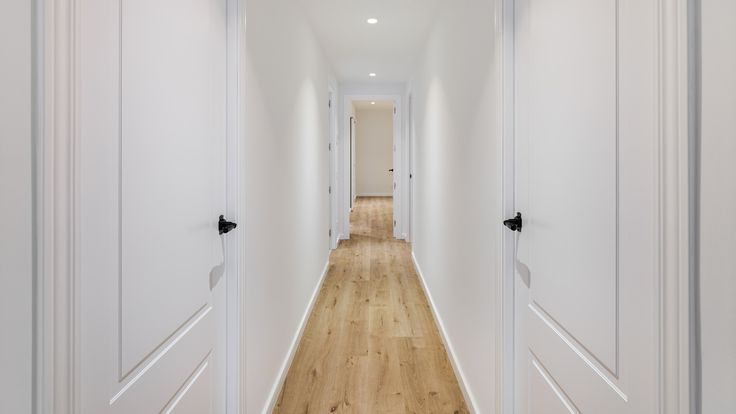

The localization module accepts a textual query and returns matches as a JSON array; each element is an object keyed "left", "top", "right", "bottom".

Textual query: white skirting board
[
  {"left": 411, "top": 251, "right": 479, "bottom": 413},
  {"left": 262, "top": 260, "right": 331, "bottom": 414}
]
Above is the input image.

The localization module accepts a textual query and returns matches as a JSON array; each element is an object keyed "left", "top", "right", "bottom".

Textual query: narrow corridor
[{"left": 274, "top": 197, "right": 469, "bottom": 413}]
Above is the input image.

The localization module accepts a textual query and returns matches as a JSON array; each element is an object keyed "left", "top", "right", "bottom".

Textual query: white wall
[
  {"left": 243, "top": 0, "right": 334, "bottom": 411},
  {"left": 700, "top": 1, "right": 736, "bottom": 411},
  {"left": 408, "top": 0, "right": 501, "bottom": 411},
  {"left": 0, "top": 1, "right": 33, "bottom": 413},
  {"left": 355, "top": 107, "right": 394, "bottom": 196}
]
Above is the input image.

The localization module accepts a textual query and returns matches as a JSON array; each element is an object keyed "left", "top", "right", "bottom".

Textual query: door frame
[
  {"left": 341, "top": 94, "right": 403, "bottom": 239},
  {"left": 328, "top": 86, "right": 339, "bottom": 250},
  {"left": 405, "top": 93, "right": 415, "bottom": 243},
  {"left": 500, "top": 0, "right": 695, "bottom": 412},
  {"left": 33, "top": 0, "right": 245, "bottom": 412}
]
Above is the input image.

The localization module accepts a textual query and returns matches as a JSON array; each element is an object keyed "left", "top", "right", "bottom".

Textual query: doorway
[
  {"left": 342, "top": 94, "right": 403, "bottom": 239},
  {"left": 351, "top": 100, "right": 395, "bottom": 237}
]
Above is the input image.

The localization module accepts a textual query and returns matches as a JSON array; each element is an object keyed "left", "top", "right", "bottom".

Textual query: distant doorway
[{"left": 350, "top": 101, "right": 395, "bottom": 237}]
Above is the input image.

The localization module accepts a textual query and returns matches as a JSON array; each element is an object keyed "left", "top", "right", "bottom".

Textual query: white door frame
[
  {"left": 341, "top": 94, "right": 404, "bottom": 239},
  {"left": 33, "top": 0, "right": 245, "bottom": 412},
  {"left": 328, "top": 86, "right": 339, "bottom": 250},
  {"left": 405, "top": 93, "right": 415, "bottom": 243},
  {"left": 500, "top": 0, "right": 695, "bottom": 412}
]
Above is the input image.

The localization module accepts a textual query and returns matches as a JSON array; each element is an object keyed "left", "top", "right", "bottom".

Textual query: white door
[
  {"left": 392, "top": 105, "right": 399, "bottom": 239},
  {"left": 79, "top": 0, "right": 228, "bottom": 412},
  {"left": 513, "top": 0, "right": 660, "bottom": 413},
  {"left": 407, "top": 96, "right": 415, "bottom": 243},
  {"left": 328, "top": 92, "right": 338, "bottom": 249}
]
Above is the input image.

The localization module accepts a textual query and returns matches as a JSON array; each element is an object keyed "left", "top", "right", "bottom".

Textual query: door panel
[
  {"left": 523, "top": 0, "right": 618, "bottom": 371},
  {"left": 515, "top": 0, "right": 659, "bottom": 412},
  {"left": 80, "top": 0, "right": 227, "bottom": 412},
  {"left": 121, "top": 0, "right": 224, "bottom": 375}
]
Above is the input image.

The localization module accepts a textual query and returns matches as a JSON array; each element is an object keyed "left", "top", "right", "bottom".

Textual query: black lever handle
[
  {"left": 503, "top": 213, "right": 523, "bottom": 232},
  {"left": 389, "top": 169, "right": 394, "bottom": 173},
  {"left": 219, "top": 215, "right": 238, "bottom": 235}
]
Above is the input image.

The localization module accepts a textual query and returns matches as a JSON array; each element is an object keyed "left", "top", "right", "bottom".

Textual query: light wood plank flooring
[{"left": 274, "top": 197, "right": 469, "bottom": 414}]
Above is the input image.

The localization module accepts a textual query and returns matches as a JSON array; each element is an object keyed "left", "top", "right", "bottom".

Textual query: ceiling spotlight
[
  {"left": 367, "top": 18, "right": 379, "bottom": 24},
  {"left": 371, "top": 102, "right": 376, "bottom": 105},
  {"left": 369, "top": 73, "right": 377, "bottom": 77}
]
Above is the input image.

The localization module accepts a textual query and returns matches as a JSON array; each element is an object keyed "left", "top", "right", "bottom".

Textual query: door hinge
[
  {"left": 328, "top": 142, "right": 332, "bottom": 151},
  {"left": 329, "top": 186, "right": 332, "bottom": 194},
  {"left": 393, "top": 220, "right": 396, "bottom": 227},
  {"left": 394, "top": 107, "right": 397, "bottom": 115},
  {"left": 329, "top": 100, "right": 332, "bottom": 108},
  {"left": 393, "top": 182, "right": 396, "bottom": 190},
  {"left": 329, "top": 228, "right": 332, "bottom": 237}
]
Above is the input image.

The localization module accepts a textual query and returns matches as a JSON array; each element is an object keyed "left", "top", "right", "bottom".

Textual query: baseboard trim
[
  {"left": 411, "top": 251, "right": 479, "bottom": 413},
  {"left": 262, "top": 260, "right": 331, "bottom": 414}
]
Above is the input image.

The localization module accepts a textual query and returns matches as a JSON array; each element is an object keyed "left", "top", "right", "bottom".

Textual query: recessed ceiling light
[
  {"left": 369, "top": 73, "right": 377, "bottom": 77},
  {"left": 371, "top": 102, "right": 376, "bottom": 105},
  {"left": 367, "top": 18, "right": 379, "bottom": 25}
]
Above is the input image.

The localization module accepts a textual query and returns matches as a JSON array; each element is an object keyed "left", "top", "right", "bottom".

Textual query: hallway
[{"left": 274, "top": 198, "right": 469, "bottom": 413}]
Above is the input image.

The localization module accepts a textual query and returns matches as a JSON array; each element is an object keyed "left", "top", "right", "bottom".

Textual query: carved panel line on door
[
  {"left": 530, "top": 303, "right": 628, "bottom": 401},
  {"left": 160, "top": 353, "right": 211, "bottom": 413},
  {"left": 530, "top": 353, "right": 581, "bottom": 414},
  {"left": 111, "top": 305, "right": 212, "bottom": 404},
  {"left": 527, "top": 0, "right": 621, "bottom": 379}
]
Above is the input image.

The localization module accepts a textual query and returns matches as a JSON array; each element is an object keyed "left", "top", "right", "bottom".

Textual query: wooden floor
[{"left": 274, "top": 197, "right": 469, "bottom": 414}]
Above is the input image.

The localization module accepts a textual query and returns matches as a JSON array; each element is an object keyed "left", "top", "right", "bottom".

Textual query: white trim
[
  {"left": 225, "top": 0, "right": 244, "bottom": 412},
  {"left": 411, "top": 252, "right": 479, "bottom": 414},
  {"left": 262, "top": 260, "right": 331, "bottom": 414},
  {"left": 37, "top": 0, "right": 82, "bottom": 412},
  {"left": 500, "top": 0, "right": 516, "bottom": 413},
  {"left": 657, "top": 0, "right": 692, "bottom": 412}
]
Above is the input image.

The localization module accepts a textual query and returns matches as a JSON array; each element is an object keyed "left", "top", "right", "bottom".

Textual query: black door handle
[
  {"left": 389, "top": 169, "right": 394, "bottom": 173},
  {"left": 219, "top": 215, "right": 238, "bottom": 235},
  {"left": 503, "top": 213, "right": 522, "bottom": 232}
]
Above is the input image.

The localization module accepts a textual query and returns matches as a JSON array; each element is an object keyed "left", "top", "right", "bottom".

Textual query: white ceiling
[
  {"left": 295, "top": 0, "right": 443, "bottom": 83},
  {"left": 353, "top": 100, "right": 395, "bottom": 110}
]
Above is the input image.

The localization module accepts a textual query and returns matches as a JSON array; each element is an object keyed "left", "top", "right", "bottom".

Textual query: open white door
[
  {"left": 79, "top": 0, "right": 228, "bottom": 412},
  {"left": 513, "top": 0, "right": 661, "bottom": 412},
  {"left": 392, "top": 104, "right": 400, "bottom": 239}
]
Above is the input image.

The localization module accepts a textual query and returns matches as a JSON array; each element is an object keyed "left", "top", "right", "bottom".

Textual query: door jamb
[
  {"left": 225, "top": 0, "right": 243, "bottom": 412},
  {"left": 328, "top": 86, "right": 338, "bottom": 250},
  {"left": 500, "top": 0, "right": 516, "bottom": 413}
]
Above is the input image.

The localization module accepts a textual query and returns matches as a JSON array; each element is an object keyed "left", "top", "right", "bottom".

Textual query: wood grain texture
[{"left": 274, "top": 197, "right": 469, "bottom": 414}]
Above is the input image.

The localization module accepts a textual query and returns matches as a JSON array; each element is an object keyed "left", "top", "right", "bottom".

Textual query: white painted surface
[
  {"left": 514, "top": 0, "right": 661, "bottom": 412},
  {"left": 700, "top": 1, "right": 736, "bottom": 411},
  {"left": 0, "top": 1, "right": 32, "bottom": 412},
  {"left": 408, "top": 0, "right": 502, "bottom": 411},
  {"left": 351, "top": 113, "right": 357, "bottom": 207},
  {"left": 262, "top": 262, "right": 329, "bottom": 413},
  {"left": 243, "top": 0, "right": 334, "bottom": 411},
  {"left": 78, "top": 0, "right": 227, "bottom": 411},
  {"left": 295, "top": 0, "right": 442, "bottom": 82},
  {"left": 355, "top": 106, "right": 394, "bottom": 196}
]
